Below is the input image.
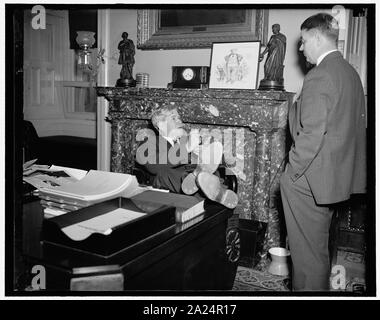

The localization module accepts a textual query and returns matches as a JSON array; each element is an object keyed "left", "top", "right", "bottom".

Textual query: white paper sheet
[
  {"left": 49, "top": 165, "right": 88, "bottom": 180},
  {"left": 61, "top": 208, "right": 147, "bottom": 241}
]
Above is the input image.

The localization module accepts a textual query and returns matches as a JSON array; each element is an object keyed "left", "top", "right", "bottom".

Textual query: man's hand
[
  {"left": 186, "top": 129, "right": 201, "bottom": 153},
  {"left": 170, "top": 128, "right": 187, "bottom": 141}
]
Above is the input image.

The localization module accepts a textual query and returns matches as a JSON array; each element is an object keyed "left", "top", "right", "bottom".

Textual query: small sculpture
[
  {"left": 259, "top": 24, "right": 287, "bottom": 90},
  {"left": 116, "top": 32, "right": 136, "bottom": 87}
]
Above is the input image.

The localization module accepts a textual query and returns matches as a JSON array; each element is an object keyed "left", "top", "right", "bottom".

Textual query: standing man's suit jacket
[{"left": 287, "top": 51, "right": 366, "bottom": 204}]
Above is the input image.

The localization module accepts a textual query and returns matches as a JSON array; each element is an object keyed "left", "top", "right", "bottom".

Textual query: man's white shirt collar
[{"left": 316, "top": 49, "right": 339, "bottom": 66}]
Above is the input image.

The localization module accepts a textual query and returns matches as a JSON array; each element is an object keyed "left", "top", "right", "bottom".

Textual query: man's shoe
[
  {"left": 182, "top": 141, "right": 223, "bottom": 195},
  {"left": 196, "top": 172, "right": 238, "bottom": 209},
  {"left": 198, "top": 141, "right": 223, "bottom": 174},
  {"left": 181, "top": 172, "right": 198, "bottom": 195}
]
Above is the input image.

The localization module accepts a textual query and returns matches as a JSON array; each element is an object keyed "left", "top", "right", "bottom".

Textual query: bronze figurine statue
[
  {"left": 116, "top": 32, "right": 136, "bottom": 87},
  {"left": 259, "top": 24, "right": 287, "bottom": 90}
]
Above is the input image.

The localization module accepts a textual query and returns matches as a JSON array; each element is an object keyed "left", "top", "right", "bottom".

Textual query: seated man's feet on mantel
[
  {"left": 181, "top": 141, "right": 223, "bottom": 195},
  {"left": 196, "top": 171, "right": 239, "bottom": 209}
]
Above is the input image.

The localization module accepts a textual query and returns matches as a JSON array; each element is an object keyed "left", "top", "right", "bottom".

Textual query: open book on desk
[
  {"left": 131, "top": 191, "right": 205, "bottom": 223},
  {"left": 38, "top": 170, "right": 139, "bottom": 207}
]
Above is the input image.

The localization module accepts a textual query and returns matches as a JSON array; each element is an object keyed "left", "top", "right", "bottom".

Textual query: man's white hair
[{"left": 151, "top": 106, "right": 181, "bottom": 130}]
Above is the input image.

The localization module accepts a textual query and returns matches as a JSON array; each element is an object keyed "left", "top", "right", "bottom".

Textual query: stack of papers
[
  {"left": 23, "top": 161, "right": 140, "bottom": 218},
  {"left": 39, "top": 170, "right": 139, "bottom": 218},
  {"left": 23, "top": 161, "right": 87, "bottom": 190}
]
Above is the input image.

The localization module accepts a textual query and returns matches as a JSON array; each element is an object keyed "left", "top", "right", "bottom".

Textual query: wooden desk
[{"left": 22, "top": 200, "right": 238, "bottom": 291}]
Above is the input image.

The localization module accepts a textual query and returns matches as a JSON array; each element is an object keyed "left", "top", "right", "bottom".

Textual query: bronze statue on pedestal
[
  {"left": 259, "top": 24, "right": 287, "bottom": 91},
  {"left": 116, "top": 32, "right": 136, "bottom": 87}
]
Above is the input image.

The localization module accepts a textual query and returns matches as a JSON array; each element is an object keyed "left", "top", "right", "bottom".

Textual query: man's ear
[{"left": 314, "top": 30, "right": 323, "bottom": 45}]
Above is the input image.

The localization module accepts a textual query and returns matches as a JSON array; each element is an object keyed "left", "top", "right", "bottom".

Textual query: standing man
[{"left": 280, "top": 13, "right": 366, "bottom": 291}]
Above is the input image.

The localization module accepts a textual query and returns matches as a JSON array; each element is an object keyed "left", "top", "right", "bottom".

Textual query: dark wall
[{"left": 68, "top": 9, "right": 97, "bottom": 50}]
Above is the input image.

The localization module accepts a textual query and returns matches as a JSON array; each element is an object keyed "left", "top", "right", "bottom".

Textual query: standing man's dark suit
[{"left": 280, "top": 17, "right": 366, "bottom": 290}]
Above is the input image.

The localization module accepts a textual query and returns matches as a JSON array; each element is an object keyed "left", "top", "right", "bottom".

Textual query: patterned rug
[
  {"left": 329, "top": 250, "right": 366, "bottom": 292},
  {"left": 233, "top": 250, "right": 365, "bottom": 292},
  {"left": 233, "top": 266, "right": 290, "bottom": 292}
]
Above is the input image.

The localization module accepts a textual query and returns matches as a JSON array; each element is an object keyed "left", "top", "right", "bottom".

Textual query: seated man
[{"left": 135, "top": 105, "right": 238, "bottom": 209}]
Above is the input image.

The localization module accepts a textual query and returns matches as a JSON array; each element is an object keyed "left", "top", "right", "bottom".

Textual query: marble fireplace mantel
[{"left": 97, "top": 87, "right": 294, "bottom": 265}]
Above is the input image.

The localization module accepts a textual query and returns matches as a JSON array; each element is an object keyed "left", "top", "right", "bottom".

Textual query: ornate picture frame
[
  {"left": 137, "top": 9, "right": 268, "bottom": 50},
  {"left": 209, "top": 41, "right": 261, "bottom": 90}
]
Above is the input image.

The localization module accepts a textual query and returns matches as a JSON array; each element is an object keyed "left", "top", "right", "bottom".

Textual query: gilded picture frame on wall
[{"left": 137, "top": 9, "right": 269, "bottom": 50}]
